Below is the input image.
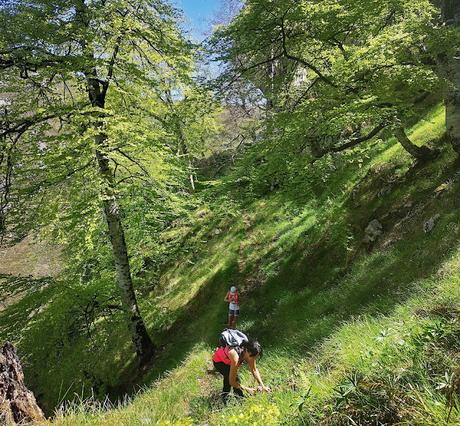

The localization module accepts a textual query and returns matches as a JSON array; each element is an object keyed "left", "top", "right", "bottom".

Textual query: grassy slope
[
  {"left": 3, "top": 104, "right": 460, "bottom": 424},
  {"left": 53, "top": 105, "right": 460, "bottom": 424}
]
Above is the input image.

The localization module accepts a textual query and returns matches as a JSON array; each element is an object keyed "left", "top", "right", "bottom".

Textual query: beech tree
[
  {"left": 0, "top": 0, "right": 200, "bottom": 365},
  {"left": 212, "top": 0, "right": 449, "bottom": 161}
]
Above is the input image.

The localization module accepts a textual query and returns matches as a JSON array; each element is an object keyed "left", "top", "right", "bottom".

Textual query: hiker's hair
[{"left": 241, "top": 339, "right": 263, "bottom": 358}]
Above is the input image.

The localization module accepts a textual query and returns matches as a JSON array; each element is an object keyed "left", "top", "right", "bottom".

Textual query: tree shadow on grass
[
  {"left": 243, "top": 153, "right": 460, "bottom": 353},
  {"left": 138, "top": 262, "right": 241, "bottom": 386},
  {"left": 136, "top": 150, "right": 460, "bottom": 395},
  {"left": 0, "top": 274, "right": 55, "bottom": 341}
]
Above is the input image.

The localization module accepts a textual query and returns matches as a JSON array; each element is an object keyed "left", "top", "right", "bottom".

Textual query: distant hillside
[{"left": 0, "top": 235, "right": 62, "bottom": 278}]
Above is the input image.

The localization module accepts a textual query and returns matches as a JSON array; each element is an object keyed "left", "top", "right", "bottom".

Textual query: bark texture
[
  {"left": 0, "top": 342, "right": 45, "bottom": 425},
  {"left": 95, "top": 143, "right": 155, "bottom": 365},
  {"left": 442, "top": 0, "right": 460, "bottom": 154},
  {"left": 393, "top": 126, "right": 438, "bottom": 161}
]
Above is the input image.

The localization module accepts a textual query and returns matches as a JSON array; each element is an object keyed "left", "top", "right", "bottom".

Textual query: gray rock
[
  {"left": 423, "top": 214, "right": 441, "bottom": 233},
  {"left": 364, "top": 219, "right": 383, "bottom": 243}
]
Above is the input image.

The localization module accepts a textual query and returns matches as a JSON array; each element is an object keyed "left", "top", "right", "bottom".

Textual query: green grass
[
  {"left": 3, "top": 104, "right": 460, "bottom": 424},
  {"left": 52, "top": 348, "right": 212, "bottom": 426}
]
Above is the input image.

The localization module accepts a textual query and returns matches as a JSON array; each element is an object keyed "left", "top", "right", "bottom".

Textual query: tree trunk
[
  {"left": 176, "top": 125, "right": 195, "bottom": 191},
  {"left": 95, "top": 141, "right": 155, "bottom": 365},
  {"left": 0, "top": 342, "right": 45, "bottom": 424},
  {"left": 87, "top": 76, "right": 155, "bottom": 366},
  {"left": 442, "top": 0, "right": 460, "bottom": 154},
  {"left": 72, "top": 0, "right": 155, "bottom": 366},
  {"left": 393, "top": 126, "right": 438, "bottom": 162}
]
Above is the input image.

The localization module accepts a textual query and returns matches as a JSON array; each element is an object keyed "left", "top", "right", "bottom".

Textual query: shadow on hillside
[
  {"left": 246, "top": 153, "right": 460, "bottom": 350},
  {"left": 137, "top": 148, "right": 460, "bottom": 391},
  {"left": 0, "top": 274, "right": 54, "bottom": 340},
  {"left": 2, "top": 129, "right": 456, "bottom": 413}
]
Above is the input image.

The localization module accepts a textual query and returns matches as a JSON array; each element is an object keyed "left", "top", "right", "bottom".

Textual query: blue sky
[{"left": 174, "top": 0, "right": 222, "bottom": 41}]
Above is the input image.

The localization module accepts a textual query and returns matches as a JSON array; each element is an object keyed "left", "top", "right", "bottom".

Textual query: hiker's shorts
[{"left": 229, "top": 309, "right": 239, "bottom": 316}]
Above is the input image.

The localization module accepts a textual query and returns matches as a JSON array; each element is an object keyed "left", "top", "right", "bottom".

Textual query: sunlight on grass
[{"left": 5, "top": 104, "right": 459, "bottom": 425}]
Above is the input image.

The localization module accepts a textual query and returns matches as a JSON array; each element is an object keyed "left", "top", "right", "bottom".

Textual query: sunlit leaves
[
  {"left": 0, "top": 0, "right": 217, "bottom": 291},
  {"left": 213, "top": 0, "right": 448, "bottom": 158}
]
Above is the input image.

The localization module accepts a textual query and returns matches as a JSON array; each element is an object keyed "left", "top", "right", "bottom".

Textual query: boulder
[{"left": 0, "top": 342, "right": 45, "bottom": 424}]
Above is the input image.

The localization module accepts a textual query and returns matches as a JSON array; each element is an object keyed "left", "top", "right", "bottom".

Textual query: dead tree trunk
[
  {"left": 0, "top": 342, "right": 45, "bottom": 425},
  {"left": 393, "top": 126, "right": 438, "bottom": 162},
  {"left": 442, "top": 0, "right": 460, "bottom": 154}
]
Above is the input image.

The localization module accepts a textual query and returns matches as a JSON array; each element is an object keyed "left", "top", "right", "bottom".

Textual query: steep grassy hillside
[{"left": 3, "top": 104, "right": 460, "bottom": 424}]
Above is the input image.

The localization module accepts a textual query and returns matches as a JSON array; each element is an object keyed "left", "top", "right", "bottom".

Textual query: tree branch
[
  {"left": 114, "top": 148, "right": 151, "bottom": 178},
  {"left": 330, "top": 123, "right": 387, "bottom": 154},
  {"left": 0, "top": 107, "right": 84, "bottom": 139},
  {"left": 101, "top": 36, "right": 123, "bottom": 99},
  {"left": 279, "top": 15, "right": 336, "bottom": 88},
  {"left": 290, "top": 77, "right": 320, "bottom": 110}
]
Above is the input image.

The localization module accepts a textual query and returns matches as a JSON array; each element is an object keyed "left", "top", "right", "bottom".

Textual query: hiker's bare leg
[
  {"left": 231, "top": 315, "right": 238, "bottom": 329},
  {"left": 227, "top": 314, "right": 233, "bottom": 329}
]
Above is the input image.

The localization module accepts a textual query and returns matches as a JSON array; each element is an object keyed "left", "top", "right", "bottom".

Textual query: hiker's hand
[
  {"left": 245, "top": 387, "right": 256, "bottom": 395},
  {"left": 257, "top": 385, "right": 271, "bottom": 393}
]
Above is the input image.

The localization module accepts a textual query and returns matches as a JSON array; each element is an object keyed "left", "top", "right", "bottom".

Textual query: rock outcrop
[{"left": 0, "top": 341, "right": 45, "bottom": 425}]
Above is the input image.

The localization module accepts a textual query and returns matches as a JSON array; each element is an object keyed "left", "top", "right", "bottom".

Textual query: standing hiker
[
  {"left": 212, "top": 329, "right": 270, "bottom": 403},
  {"left": 225, "top": 286, "right": 240, "bottom": 329}
]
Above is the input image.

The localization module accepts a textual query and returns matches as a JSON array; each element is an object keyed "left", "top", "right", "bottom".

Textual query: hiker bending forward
[{"left": 212, "top": 339, "right": 270, "bottom": 402}]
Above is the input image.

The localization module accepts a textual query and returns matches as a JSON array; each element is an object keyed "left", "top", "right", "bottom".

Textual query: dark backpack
[{"left": 219, "top": 329, "right": 248, "bottom": 348}]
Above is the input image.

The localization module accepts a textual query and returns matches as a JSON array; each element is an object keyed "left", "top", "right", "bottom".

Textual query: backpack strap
[{"left": 224, "top": 345, "right": 244, "bottom": 365}]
